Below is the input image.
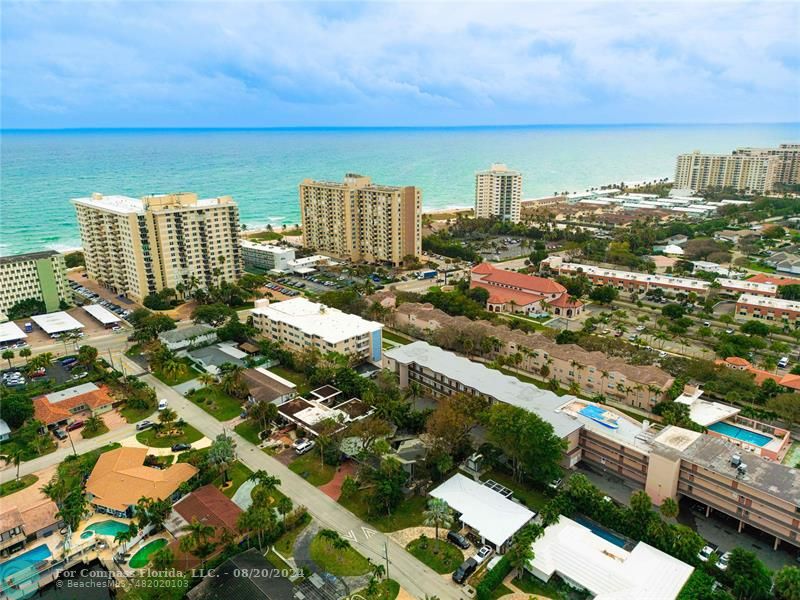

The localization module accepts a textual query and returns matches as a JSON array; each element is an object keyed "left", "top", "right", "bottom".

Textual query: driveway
[{"left": 142, "top": 374, "right": 463, "bottom": 600}]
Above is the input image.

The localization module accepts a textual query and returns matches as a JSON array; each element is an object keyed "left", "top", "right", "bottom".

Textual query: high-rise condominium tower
[
  {"left": 72, "top": 192, "right": 242, "bottom": 302},
  {"left": 475, "top": 163, "right": 522, "bottom": 223},
  {"left": 299, "top": 174, "right": 421, "bottom": 266}
]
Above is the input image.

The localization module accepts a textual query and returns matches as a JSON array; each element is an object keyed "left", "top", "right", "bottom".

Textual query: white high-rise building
[{"left": 475, "top": 164, "right": 522, "bottom": 223}]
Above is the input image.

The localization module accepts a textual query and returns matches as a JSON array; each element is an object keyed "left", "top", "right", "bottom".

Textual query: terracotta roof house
[
  {"left": 33, "top": 383, "right": 117, "bottom": 429},
  {"left": 166, "top": 484, "right": 243, "bottom": 570},
  {"left": 717, "top": 357, "right": 800, "bottom": 391},
  {"left": 86, "top": 447, "right": 198, "bottom": 517},
  {"left": 0, "top": 483, "right": 63, "bottom": 556},
  {"left": 747, "top": 273, "right": 800, "bottom": 287},
  {"left": 547, "top": 294, "right": 585, "bottom": 319}
]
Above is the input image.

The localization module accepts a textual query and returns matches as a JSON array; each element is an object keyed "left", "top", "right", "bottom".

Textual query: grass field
[
  {"left": 81, "top": 422, "right": 109, "bottom": 439},
  {"left": 153, "top": 358, "right": 201, "bottom": 386},
  {"left": 406, "top": 537, "right": 463, "bottom": 574},
  {"left": 268, "top": 366, "right": 311, "bottom": 395},
  {"left": 247, "top": 230, "right": 283, "bottom": 241},
  {"left": 234, "top": 420, "right": 262, "bottom": 445},
  {"left": 382, "top": 330, "right": 414, "bottom": 345},
  {"left": 136, "top": 424, "right": 204, "bottom": 448},
  {"left": 119, "top": 403, "right": 155, "bottom": 424},
  {"left": 309, "top": 532, "right": 371, "bottom": 577},
  {"left": 338, "top": 494, "right": 427, "bottom": 532},
  {"left": 512, "top": 574, "right": 566, "bottom": 599},
  {"left": 288, "top": 453, "right": 336, "bottom": 486},
  {"left": 356, "top": 579, "right": 400, "bottom": 600},
  {"left": 483, "top": 467, "right": 550, "bottom": 511},
  {"left": 0, "top": 474, "right": 38, "bottom": 497},
  {"left": 188, "top": 387, "right": 243, "bottom": 421}
]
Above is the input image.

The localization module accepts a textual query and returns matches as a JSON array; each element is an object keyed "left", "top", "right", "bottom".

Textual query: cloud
[{"left": 1, "top": 0, "right": 798, "bottom": 127}]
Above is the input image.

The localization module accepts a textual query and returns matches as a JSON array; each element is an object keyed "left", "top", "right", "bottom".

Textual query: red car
[
  {"left": 31, "top": 368, "right": 47, "bottom": 378},
  {"left": 66, "top": 420, "right": 84, "bottom": 432}
]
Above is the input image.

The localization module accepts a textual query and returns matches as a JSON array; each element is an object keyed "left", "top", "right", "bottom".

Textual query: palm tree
[
  {"left": 77, "top": 345, "right": 99, "bottom": 368},
  {"left": 19, "top": 348, "right": 32, "bottom": 363},
  {"left": 1, "top": 448, "right": 24, "bottom": 480},
  {"left": 114, "top": 522, "right": 138, "bottom": 553},
  {"left": 370, "top": 562, "right": 386, "bottom": 581},
  {"left": 83, "top": 415, "right": 104, "bottom": 436},
  {"left": 180, "top": 517, "right": 217, "bottom": 566},
  {"left": 158, "top": 407, "right": 178, "bottom": 430},
  {"left": 161, "top": 357, "right": 188, "bottom": 381},
  {"left": 2, "top": 350, "right": 14, "bottom": 368},
  {"left": 276, "top": 496, "right": 293, "bottom": 518},
  {"left": 198, "top": 372, "right": 217, "bottom": 387},
  {"left": 423, "top": 498, "right": 453, "bottom": 549},
  {"left": 660, "top": 497, "right": 679, "bottom": 520},
  {"left": 219, "top": 364, "right": 247, "bottom": 399}
]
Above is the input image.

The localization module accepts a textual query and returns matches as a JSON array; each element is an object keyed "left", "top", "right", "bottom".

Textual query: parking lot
[
  {"left": 67, "top": 279, "right": 135, "bottom": 319},
  {"left": 68, "top": 270, "right": 141, "bottom": 308},
  {"left": 2, "top": 359, "right": 90, "bottom": 391}
]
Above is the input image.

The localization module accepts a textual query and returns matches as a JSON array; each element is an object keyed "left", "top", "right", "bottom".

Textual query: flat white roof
[
  {"left": 674, "top": 388, "right": 739, "bottom": 427},
  {"left": 252, "top": 297, "right": 382, "bottom": 344},
  {"left": 528, "top": 517, "right": 693, "bottom": 600},
  {"left": 82, "top": 304, "right": 121, "bottom": 325},
  {"left": 72, "top": 194, "right": 144, "bottom": 215},
  {"left": 737, "top": 293, "right": 800, "bottom": 311},
  {"left": 240, "top": 240, "right": 295, "bottom": 254},
  {"left": 385, "top": 342, "right": 581, "bottom": 439},
  {"left": 30, "top": 311, "right": 85, "bottom": 334},
  {"left": 718, "top": 278, "right": 777, "bottom": 294},
  {"left": 430, "top": 474, "right": 534, "bottom": 548},
  {"left": 554, "top": 262, "right": 710, "bottom": 292},
  {"left": 254, "top": 367, "right": 296, "bottom": 390},
  {"left": 288, "top": 255, "right": 332, "bottom": 267},
  {"left": 45, "top": 382, "right": 99, "bottom": 404},
  {"left": 0, "top": 322, "right": 27, "bottom": 343}
]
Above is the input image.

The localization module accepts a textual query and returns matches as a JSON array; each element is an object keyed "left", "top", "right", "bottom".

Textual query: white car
[
  {"left": 698, "top": 544, "right": 718, "bottom": 562},
  {"left": 158, "top": 399, "right": 168, "bottom": 410},
  {"left": 717, "top": 551, "right": 731, "bottom": 571},
  {"left": 473, "top": 546, "right": 492, "bottom": 564},
  {"left": 293, "top": 438, "right": 316, "bottom": 455}
]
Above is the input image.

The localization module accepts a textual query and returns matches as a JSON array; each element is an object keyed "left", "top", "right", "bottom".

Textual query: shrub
[{"left": 475, "top": 555, "right": 511, "bottom": 600}]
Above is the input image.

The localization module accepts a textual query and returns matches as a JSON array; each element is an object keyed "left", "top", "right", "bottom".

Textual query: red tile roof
[
  {"left": 472, "top": 281, "right": 545, "bottom": 306},
  {"left": 780, "top": 375, "right": 800, "bottom": 391},
  {"left": 747, "top": 274, "right": 800, "bottom": 287},
  {"left": 471, "top": 262, "right": 496, "bottom": 275},
  {"left": 548, "top": 294, "right": 584, "bottom": 309},
  {"left": 481, "top": 269, "right": 567, "bottom": 295},
  {"left": 174, "top": 484, "right": 242, "bottom": 532},
  {"left": 33, "top": 384, "right": 116, "bottom": 426},
  {"left": 723, "top": 356, "right": 751, "bottom": 368}
]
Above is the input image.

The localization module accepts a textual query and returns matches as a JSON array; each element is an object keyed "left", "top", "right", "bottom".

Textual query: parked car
[
  {"left": 171, "top": 443, "right": 192, "bottom": 452},
  {"left": 72, "top": 371, "right": 88, "bottom": 380},
  {"left": 136, "top": 420, "right": 153, "bottom": 431},
  {"left": 548, "top": 478, "right": 563, "bottom": 491},
  {"left": 447, "top": 531, "right": 470, "bottom": 550},
  {"left": 717, "top": 551, "right": 731, "bottom": 571},
  {"left": 66, "top": 420, "right": 85, "bottom": 432},
  {"left": 158, "top": 399, "right": 168, "bottom": 410},
  {"left": 53, "top": 429, "right": 68, "bottom": 440},
  {"left": 698, "top": 543, "right": 718, "bottom": 562},
  {"left": 293, "top": 438, "right": 315, "bottom": 455},
  {"left": 473, "top": 546, "right": 492, "bottom": 564},
  {"left": 30, "top": 368, "right": 47, "bottom": 378},
  {"left": 452, "top": 558, "right": 478, "bottom": 584}
]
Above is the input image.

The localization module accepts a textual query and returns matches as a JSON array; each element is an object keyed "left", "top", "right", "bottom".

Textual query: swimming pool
[
  {"left": 0, "top": 544, "right": 52, "bottom": 584},
  {"left": 80, "top": 531, "right": 95, "bottom": 540},
  {"left": 129, "top": 539, "right": 167, "bottom": 569},
  {"left": 708, "top": 422, "right": 772, "bottom": 447},
  {"left": 574, "top": 516, "right": 627, "bottom": 548},
  {"left": 83, "top": 520, "right": 130, "bottom": 537},
  {"left": 579, "top": 404, "right": 620, "bottom": 429}
]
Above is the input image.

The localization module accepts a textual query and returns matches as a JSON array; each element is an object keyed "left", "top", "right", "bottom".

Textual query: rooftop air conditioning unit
[
  {"left": 731, "top": 454, "right": 742, "bottom": 467},
  {"left": 737, "top": 463, "right": 748, "bottom": 476}
]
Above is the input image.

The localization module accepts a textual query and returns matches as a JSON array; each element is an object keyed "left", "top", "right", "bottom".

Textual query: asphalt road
[{"left": 143, "top": 374, "right": 462, "bottom": 600}]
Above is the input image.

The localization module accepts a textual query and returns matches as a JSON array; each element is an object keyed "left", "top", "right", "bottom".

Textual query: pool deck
[{"left": 707, "top": 419, "right": 791, "bottom": 462}]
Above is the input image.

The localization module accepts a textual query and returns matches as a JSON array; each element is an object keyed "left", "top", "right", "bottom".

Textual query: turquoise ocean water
[{"left": 1, "top": 124, "right": 798, "bottom": 255}]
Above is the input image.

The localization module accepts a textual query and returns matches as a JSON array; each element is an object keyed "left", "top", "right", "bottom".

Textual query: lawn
[
  {"left": 309, "top": 532, "right": 371, "bottom": 577},
  {"left": 288, "top": 453, "right": 336, "bottom": 486},
  {"left": 382, "top": 330, "right": 414, "bottom": 345},
  {"left": 406, "top": 536, "right": 463, "bottom": 574},
  {"left": 483, "top": 467, "right": 550, "bottom": 511},
  {"left": 234, "top": 420, "right": 262, "bottom": 445},
  {"left": 136, "top": 424, "right": 204, "bottom": 448},
  {"left": 743, "top": 261, "right": 776, "bottom": 273},
  {"left": 81, "top": 422, "right": 109, "bottom": 439},
  {"left": 0, "top": 437, "right": 57, "bottom": 462},
  {"left": 338, "top": 493, "right": 427, "bottom": 532},
  {"left": 217, "top": 460, "right": 253, "bottom": 498},
  {"left": 268, "top": 366, "right": 311, "bottom": 395},
  {"left": 188, "top": 386, "right": 243, "bottom": 421},
  {"left": 357, "top": 579, "right": 400, "bottom": 600},
  {"left": 119, "top": 403, "right": 155, "bottom": 424},
  {"left": 490, "top": 583, "right": 514, "bottom": 600},
  {"left": 247, "top": 230, "right": 283, "bottom": 242},
  {"left": 273, "top": 512, "right": 311, "bottom": 556},
  {"left": 153, "top": 358, "right": 201, "bottom": 386},
  {"left": 0, "top": 474, "right": 38, "bottom": 497}
]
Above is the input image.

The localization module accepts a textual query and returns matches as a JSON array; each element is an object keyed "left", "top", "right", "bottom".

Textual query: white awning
[
  {"left": 0, "top": 322, "right": 27, "bottom": 343},
  {"left": 30, "top": 311, "right": 85, "bottom": 334},
  {"left": 83, "top": 304, "right": 121, "bottom": 325}
]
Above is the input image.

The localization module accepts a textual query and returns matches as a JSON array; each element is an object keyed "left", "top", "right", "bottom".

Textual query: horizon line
[{"left": 3, "top": 121, "right": 800, "bottom": 133}]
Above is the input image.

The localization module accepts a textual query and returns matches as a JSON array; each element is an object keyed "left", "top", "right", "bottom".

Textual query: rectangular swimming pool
[
  {"left": 574, "top": 516, "right": 626, "bottom": 548},
  {"left": 708, "top": 421, "right": 772, "bottom": 447},
  {"left": 0, "top": 544, "right": 52, "bottom": 583},
  {"left": 578, "top": 404, "right": 619, "bottom": 429}
]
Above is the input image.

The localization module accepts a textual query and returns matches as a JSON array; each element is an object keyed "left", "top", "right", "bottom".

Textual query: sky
[{"left": 2, "top": 1, "right": 799, "bottom": 129}]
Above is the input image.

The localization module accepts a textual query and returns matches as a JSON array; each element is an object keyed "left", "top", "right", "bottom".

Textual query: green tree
[
  {"left": 77, "top": 344, "right": 99, "bottom": 368},
  {"left": 1, "top": 447, "right": 25, "bottom": 481},
  {"left": 507, "top": 523, "right": 543, "bottom": 577},
  {"left": 19, "top": 347, "right": 32, "bottom": 363},
  {"left": 423, "top": 498, "right": 453, "bottom": 547},
  {"left": 208, "top": 433, "right": 236, "bottom": 483},
  {"left": 726, "top": 548, "right": 772, "bottom": 600},
  {"left": 2, "top": 350, "right": 14, "bottom": 368},
  {"left": 775, "top": 566, "right": 800, "bottom": 600},
  {"left": 366, "top": 457, "right": 407, "bottom": 516},
  {"left": 767, "top": 393, "right": 800, "bottom": 427},
  {"left": 150, "top": 547, "right": 175, "bottom": 570},
  {"left": 659, "top": 497, "right": 680, "bottom": 520},
  {"left": 588, "top": 285, "right": 618, "bottom": 304},
  {"left": 179, "top": 517, "right": 217, "bottom": 566},
  {"left": 82, "top": 415, "right": 105, "bottom": 436}
]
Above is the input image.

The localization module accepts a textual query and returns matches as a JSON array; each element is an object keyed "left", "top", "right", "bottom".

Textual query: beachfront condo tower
[
  {"left": 72, "top": 192, "right": 242, "bottom": 303},
  {"left": 475, "top": 163, "right": 522, "bottom": 223},
  {"left": 299, "top": 174, "right": 421, "bottom": 266},
  {"left": 674, "top": 144, "right": 799, "bottom": 193},
  {"left": 0, "top": 251, "right": 70, "bottom": 316}
]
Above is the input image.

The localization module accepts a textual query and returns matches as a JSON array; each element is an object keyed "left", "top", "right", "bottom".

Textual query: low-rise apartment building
[
  {"left": 72, "top": 192, "right": 242, "bottom": 303},
  {"left": 299, "top": 174, "right": 421, "bottom": 266},
  {"left": 240, "top": 240, "right": 296, "bottom": 272},
  {"left": 0, "top": 251, "right": 70, "bottom": 314},
  {"left": 392, "top": 302, "right": 673, "bottom": 409},
  {"left": 735, "top": 294, "right": 800, "bottom": 328},
  {"left": 385, "top": 342, "right": 800, "bottom": 551},
  {"left": 251, "top": 297, "right": 383, "bottom": 365}
]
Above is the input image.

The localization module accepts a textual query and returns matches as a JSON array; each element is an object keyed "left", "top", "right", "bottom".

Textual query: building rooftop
[
  {"left": 680, "top": 434, "right": 800, "bottom": 505},
  {"left": 82, "top": 303, "right": 121, "bottom": 325},
  {"left": 529, "top": 516, "right": 693, "bottom": 600},
  {"left": 673, "top": 386, "right": 740, "bottom": 427},
  {"left": 737, "top": 293, "right": 800, "bottom": 311},
  {"left": 0, "top": 321, "right": 27, "bottom": 343},
  {"left": 86, "top": 447, "right": 198, "bottom": 512},
  {"left": 187, "top": 549, "right": 294, "bottom": 600},
  {"left": 549, "top": 261, "right": 710, "bottom": 292},
  {"left": 747, "top": 273, "right": 800, "bottom": 287},
  {"left": 253, "top": 297, "right": 382, "bottom": 344},
  {"left": 385, "top": 341, "right": 582, "bottom": 439},
  {"left": 34, "top": 383, "right": 118, "bottom": 426},
  {"left": 72, "top": 194, "right": 144, "bottom": 214},
  {"left": 159, "top": 324, "right": 216, "bottom": 344},
  {"left": 557, "top": 399, "right": 656, "bottom": 452},
  {"left": 30, "top": 311, "right": 84, "bottom": 335},
  {"left": 474, "top": 263, "right": 567, "bottom": 295},
  {"left": 718, "top": 278, "right": 777, "bottom": 295},
  {"left": 242, "top": 367, "right": 296, "bottom": 404},
  {"left": 240, "top": 240, "right": 295, "bottom": 253},
  {"left": 0, "top": 250, "right": 60, "bottom": 265},
  {"left": 430, "top": 474, "right": 535, "bottom": 548}
]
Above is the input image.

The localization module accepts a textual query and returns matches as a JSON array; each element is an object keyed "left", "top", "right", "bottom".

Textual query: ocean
[{"left": 1, "top": 124, "right": 798, "bottom": 255}]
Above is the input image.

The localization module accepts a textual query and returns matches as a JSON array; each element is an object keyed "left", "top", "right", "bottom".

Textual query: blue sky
[{"left": 2, "top": 1, "right": 799, "bottom": 128}]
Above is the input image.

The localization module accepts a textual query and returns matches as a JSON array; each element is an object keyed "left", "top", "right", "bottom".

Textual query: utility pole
[
  {"left": 107, "top": 349, "right": 115, "bottom": 370},
  {"left": 66, "top": 427, "right": 77, "bottom": 456},
  {"left": 383, "top": 541, "right": 389, "bottom": 581}
]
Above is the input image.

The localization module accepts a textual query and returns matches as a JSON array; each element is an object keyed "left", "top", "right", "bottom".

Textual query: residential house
[
  {"left": 159, "top": 324, "right": 217, "bottom": 351},
  {"left": 242, "top": 367, "right": 296, "bottom": 405},
  {"left": 33, "top": 383, "right": 118, "bottom": 430}
]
